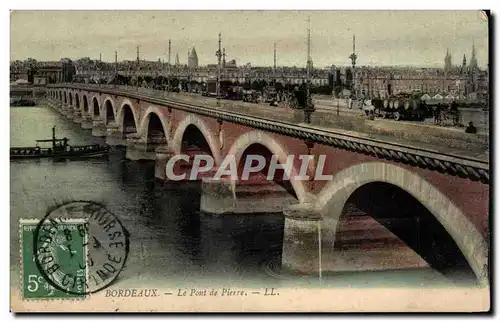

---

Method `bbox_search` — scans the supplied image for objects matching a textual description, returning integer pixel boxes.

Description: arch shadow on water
[181,124,212,156]
[105,100,115,125]
[92,97,100,118]
[336,181,478,285]
[146,113,165,145]
[121,104,136,134]
[238,143,298,200]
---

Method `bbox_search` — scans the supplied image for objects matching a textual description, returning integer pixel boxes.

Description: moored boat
[10,127,109,160]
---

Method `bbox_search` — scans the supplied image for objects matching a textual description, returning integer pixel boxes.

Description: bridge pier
[52,100,62,113]
[66,109,76,120]
[60,103,70,116]
[64,105,74,119]
[280,203,337,276]
[200,174,298,215]
[105,122,125,146]
[200,176,236,214]
[73,109,83,124]
[91,119,107,137]
[47,99,55,110]
[80,114,93,129]
[154,146,176,181]
[125,135,156,161]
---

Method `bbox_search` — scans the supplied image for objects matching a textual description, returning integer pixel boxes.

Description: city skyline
[10,10,489,68]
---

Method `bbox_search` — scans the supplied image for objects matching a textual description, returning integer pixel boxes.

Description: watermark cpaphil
[33,201,130,296]
[165,154,334,181]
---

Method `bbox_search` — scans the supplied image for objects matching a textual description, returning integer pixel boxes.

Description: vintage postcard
[9,10,490,312]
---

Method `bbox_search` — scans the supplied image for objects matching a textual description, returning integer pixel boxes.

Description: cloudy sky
[10,10,489,68]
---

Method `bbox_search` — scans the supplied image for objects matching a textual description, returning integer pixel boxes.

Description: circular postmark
[33,201,130,295]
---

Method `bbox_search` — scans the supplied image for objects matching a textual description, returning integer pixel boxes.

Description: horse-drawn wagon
[432,102,461,126]
[371,94,433,121]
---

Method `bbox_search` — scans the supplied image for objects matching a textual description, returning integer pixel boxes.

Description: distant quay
[10,98,37,107]
[10,85,47,107]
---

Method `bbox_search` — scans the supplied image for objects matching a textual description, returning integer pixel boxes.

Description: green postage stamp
[20,218,88,299]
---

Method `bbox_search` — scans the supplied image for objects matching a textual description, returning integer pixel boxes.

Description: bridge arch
[171,114,221,165]
[91,96,100,119]
[226,130,307,203]
[102,97,116,125]
[82,95,89,114]
[74,93,80,110]
[117,99,139,134]
[138,106,170,143]
[316,161,488,286]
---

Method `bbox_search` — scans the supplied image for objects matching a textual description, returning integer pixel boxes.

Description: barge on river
[10,127,109,160]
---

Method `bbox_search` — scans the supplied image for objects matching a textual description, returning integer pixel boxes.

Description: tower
[136,46,140,65]
[469,41,478,71]
[462,54,467,70]
[175,53,180,66]
[188,47,198,69]
[444,48,452,72]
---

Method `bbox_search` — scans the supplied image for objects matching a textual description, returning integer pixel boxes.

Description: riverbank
[10,98,48,107]
[10,99,36,107]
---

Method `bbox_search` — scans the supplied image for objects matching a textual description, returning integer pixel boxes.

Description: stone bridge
[47,84,490,286]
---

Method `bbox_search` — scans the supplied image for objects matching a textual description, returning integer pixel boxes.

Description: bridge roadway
[54,83,489,166]
[48,84,490,286]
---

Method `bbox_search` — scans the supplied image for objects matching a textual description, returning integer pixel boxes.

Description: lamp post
[114,51,118,89]
[168,39,171,95]
[136,45,140,92]
[215,32,222,107]
[303,17,315,124]
[349,34,358,99]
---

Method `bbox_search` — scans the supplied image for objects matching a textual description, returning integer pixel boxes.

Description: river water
[10,106,478,292]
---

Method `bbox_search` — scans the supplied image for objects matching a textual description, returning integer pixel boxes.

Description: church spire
[469,41,478,70]
[444,48,452,72]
